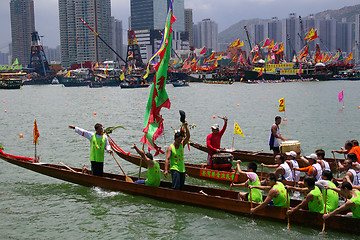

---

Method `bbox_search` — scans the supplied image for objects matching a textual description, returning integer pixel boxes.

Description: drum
[280,140,301,157]
[212,153,233,171]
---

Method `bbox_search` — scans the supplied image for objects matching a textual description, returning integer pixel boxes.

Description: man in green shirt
[132,144,161,187]
[164,121,190,190]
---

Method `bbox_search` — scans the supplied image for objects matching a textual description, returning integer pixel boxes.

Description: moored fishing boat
[0,72,25,89]
[120,74,150,89]
[189,141,344,172]
[172,80,189,87]
[0,148,359,234]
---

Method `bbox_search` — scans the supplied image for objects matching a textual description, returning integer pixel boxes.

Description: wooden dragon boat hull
[0,149,358,234]
[189,142,344,172]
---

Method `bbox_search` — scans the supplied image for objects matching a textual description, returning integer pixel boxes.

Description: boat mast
[244,25,253,57]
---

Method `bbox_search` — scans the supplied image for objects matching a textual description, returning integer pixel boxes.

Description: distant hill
[218,4,360,45]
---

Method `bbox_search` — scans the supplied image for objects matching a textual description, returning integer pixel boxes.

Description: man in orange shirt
[332,140,360,164]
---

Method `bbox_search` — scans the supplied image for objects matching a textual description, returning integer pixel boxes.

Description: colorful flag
[200,46,206,55]
[207,52,215,61]
[298,63,302,77]
[276,43,283,54]
[304,28,314,40]
[128,51,134,58]
[272,43,278,52]
[141,1,176,154]
[261,38,270,49]
[307,29,318,42]
[229,39,240,48]
[279,98,285,112]
[338,90,344,102]
[267,40,275,50]
[345,52,353,61]
[257,68,263,78]
[234,121,245,138]
[33,120,40,144]
[64,71,71,77]
[120,72,125,80]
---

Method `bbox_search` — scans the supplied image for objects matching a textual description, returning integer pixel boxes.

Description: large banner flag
[279,98,285,112]
[234,121,245,138]
[33,120,40,144]
[200,46,206,55]
[304,28,314,40]
[275,43,283,54]
[345,52,353,61]
[141,1,176,155]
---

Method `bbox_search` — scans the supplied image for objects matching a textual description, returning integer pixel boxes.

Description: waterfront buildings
[111,17,124,61]
[58,0,112,68]
[10,0,35,66]
[184,9,193,46]
[193,18,218,51]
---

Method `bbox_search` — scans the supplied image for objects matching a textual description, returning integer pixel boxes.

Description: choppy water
[0,82,359,239]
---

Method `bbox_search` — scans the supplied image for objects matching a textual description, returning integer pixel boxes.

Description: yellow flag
[304,28,314,40]
[234,121,245,138]
[279,98,285,112]
[238,40,244,47]
[345,52,353,61]
[173,58,178,65]
[216,55,222,61]
[64,71,71,77]
[120,72,125,80]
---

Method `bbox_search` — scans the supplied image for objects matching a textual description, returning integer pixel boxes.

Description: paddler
[69,124,113,177]
[262,154,293,181]
[269,116,286,156]
[323,181,360,219]
[315,149,331,171]
[164,121,190,190]
[205,116,228,169]
[297,153,323,181]
[332,140,360,163]
[131,144,161,187]
[315,170,339,213]
[230,160,263,203]
[249,173,288,214]
[287,175,324,215]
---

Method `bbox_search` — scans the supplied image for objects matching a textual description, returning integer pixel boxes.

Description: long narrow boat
[110,142,296,186]
[0,149,358,234]
[189,142,343,172]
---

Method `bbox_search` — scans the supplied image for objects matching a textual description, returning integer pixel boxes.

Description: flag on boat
[141,1,176,155]
[64,71,71,77]
[345,52,353,61]
[261,38,270,49]
[338,90,344,102]
[33,120,40,144]
[272,43,278,52]
[298,63,302,77]
[234,121,245,138]
[120,72,125,80]
[279,98,285,112]
[229,39,241,48]
[307,29,318,42]
[257,68,263,78]
[207,52,215,61]
[200,46,206,55]
[276,43,283,54]
[304,28,314,40]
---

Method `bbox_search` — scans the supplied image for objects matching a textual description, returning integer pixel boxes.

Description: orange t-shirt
[348,146,360,163]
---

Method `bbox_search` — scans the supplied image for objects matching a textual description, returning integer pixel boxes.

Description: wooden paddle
[332,152,340,178]
[111,152,134,183]
[229,166,238,190]
[247,150,264,155]
[261,165,263,182]
[287,191,290,229]
[58,161,76,173]
[293,168,296,187]
[138,143,145,180]
[249,185,254,221]
[322,189,328,233]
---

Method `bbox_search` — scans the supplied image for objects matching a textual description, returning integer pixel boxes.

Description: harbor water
[0,81,359,239]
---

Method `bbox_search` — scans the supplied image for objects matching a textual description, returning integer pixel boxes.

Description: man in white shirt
[69,123,113,176]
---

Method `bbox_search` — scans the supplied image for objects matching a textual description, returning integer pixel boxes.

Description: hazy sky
[0,0,358,51]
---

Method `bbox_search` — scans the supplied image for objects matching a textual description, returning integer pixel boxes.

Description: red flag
[33,120,40,144]
[200,46,206,55]
[257,68,263,78]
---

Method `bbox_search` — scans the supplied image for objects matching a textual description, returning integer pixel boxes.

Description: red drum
[212,153,233,171]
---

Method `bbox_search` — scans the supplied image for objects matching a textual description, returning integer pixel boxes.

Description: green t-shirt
[272,182,287,208]
[169,143,185,173]
[145,161,161,187]
[350,190,360,218]
[308,186,324,213]
[248,174,263,203]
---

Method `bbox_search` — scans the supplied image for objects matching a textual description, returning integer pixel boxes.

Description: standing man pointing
[69,123,113,176]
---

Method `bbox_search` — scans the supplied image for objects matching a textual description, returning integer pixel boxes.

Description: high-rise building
[58,0,112,68]
[282,13,300,60]
[194,18,218,51]
[130,0,187,62]
[336,19,353,55]
[184,9,193,46]
[111,17,124,61]
[267,17,282,45]
[10,0,35,66]
[316,15,337,53]
[355,14,360,64]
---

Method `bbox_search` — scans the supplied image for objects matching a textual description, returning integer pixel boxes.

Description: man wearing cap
[285,151,300,182]
[205,116,228,169]
[297,153,323,181]
[269,116,286,156]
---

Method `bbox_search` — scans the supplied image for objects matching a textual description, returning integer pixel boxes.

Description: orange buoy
[94,112,97,115]
[104,96,106,98]
[305,92,307,95]
[237,104,240,106]
[65,102,68,104]
[19,134,23,138]
[4,110,7,113]
[260,97,263,99]
[342,106,345,109]
[358,106,360,109]
[284,118,288,121]
[173,97,176,99]
[2,101,5,103]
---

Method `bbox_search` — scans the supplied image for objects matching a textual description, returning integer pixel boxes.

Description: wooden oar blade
[126,176,134,183]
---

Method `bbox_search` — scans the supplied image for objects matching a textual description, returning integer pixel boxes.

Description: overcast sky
[0,0,358,51]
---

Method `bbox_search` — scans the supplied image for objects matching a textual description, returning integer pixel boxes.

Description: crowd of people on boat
[68,116,360,221]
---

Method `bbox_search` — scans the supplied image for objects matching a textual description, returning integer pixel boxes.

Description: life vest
[170,143,185,173]
[145,161,161,187]
[308,186,324,213]
[350,191,360,218]
[272,182,287,208]
[90,134,106,162]
[322,181,339,213]
[248,174,263,203]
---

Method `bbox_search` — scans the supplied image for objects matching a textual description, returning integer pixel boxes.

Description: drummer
[269,116,287,156]
[205,116,228,169]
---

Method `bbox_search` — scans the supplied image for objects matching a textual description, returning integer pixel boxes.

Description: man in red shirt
[205,116,228,168]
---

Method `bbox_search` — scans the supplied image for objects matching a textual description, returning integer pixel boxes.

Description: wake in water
[92,186,122,198]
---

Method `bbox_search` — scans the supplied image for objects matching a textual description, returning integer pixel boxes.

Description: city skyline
[0,0,359,51]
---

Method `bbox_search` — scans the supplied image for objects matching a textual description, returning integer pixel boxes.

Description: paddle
[322,189,328,233]
[261,165,263,182]
[58,161,77,173]
[111,152,134,183]
[293,168,296,187]
[229,165,238,190]
[249,185,254,221]
[138,143,145,180]
[332,152,340,178]
[287,191,290,230]
[247,150,264,155]
[217,115,225,120]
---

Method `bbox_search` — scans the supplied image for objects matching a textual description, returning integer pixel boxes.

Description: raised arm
[182,121,190,145]
[132,144,153,168]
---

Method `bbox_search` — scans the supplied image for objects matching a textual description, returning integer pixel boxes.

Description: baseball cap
[286,151,297,158]
[306,153,318,160]
[211,124,220,130]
